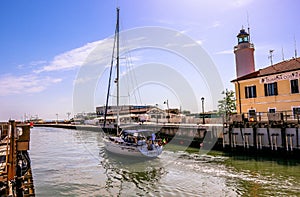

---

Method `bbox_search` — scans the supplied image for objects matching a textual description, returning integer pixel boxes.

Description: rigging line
[125,54,139,104]
[109,94,129,98]
[118,23,136,104]
[103,9,118,127]
[123,55,131,104]
[119,17,143,105]
[124,44,142,105]
[131,60,143,105]
[120,26,143,105]
[116,15,133,106]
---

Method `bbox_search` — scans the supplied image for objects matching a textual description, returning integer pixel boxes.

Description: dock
[0,120,35,197]
[222,112,300,157]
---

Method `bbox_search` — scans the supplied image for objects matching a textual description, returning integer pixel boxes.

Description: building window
[291,79,299,94]
[245,85,256,98]
[248,109,256,121]
[293,107,300,119]
[264,82,278,96]
[268,108,276,113]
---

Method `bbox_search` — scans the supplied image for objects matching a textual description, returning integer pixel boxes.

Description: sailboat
[103,8,163,158]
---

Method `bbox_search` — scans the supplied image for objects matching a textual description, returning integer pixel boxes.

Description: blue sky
[0,0,299,121]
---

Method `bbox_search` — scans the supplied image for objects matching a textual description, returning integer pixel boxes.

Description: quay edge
[34,118,300,160]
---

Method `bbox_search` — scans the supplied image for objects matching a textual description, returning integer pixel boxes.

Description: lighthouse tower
[234,28,255,78]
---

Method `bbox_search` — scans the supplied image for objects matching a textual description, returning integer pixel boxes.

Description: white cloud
[231,0,254,8]
[215,49,233,55]
[196,40,204,45]
[0,74,62,96]
[34,41,104,73]
[30,60,47,66]
[73,76,97,85]
[210,21,221,28]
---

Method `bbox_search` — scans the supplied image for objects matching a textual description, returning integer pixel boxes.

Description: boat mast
[103,8,119,129]
[116,7,120,135]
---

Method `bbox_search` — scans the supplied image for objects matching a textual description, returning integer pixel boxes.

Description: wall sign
[260,71,299,83]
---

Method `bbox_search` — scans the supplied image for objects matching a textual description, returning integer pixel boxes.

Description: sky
[0,0,299,121]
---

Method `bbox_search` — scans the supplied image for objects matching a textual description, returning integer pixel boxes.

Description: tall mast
[103,8,119,128]
[116,7,120,134]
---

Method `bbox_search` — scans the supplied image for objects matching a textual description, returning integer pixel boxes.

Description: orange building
[231,28,300,118]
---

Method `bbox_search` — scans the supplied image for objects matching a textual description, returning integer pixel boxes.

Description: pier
[0,121,35,197]
[222,112,300,156]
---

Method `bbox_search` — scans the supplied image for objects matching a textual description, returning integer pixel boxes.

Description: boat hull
[104,138,162,158]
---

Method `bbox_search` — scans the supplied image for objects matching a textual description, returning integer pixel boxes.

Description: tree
[218,89,236,121]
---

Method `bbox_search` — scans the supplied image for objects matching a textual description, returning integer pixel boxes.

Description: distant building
[95,105,185,124]
[96,105,153,116]
[232,28,300,117]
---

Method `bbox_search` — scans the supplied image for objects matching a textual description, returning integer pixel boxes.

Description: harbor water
[30,127,300,196]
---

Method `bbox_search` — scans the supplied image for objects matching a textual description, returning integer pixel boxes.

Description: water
[30,127,300,196]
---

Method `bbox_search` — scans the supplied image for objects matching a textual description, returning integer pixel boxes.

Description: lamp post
[56,113,58,124]
[164,100,170,123]
[67,112,71,120]
[155,104,159,124]
[201,97,205,124]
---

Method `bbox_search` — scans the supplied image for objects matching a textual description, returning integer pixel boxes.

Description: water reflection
[224,155,300,196]
[100,149,166,196]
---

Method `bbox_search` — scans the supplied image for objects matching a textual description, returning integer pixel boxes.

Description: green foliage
[218,89,236,120]
[182,110,191,115]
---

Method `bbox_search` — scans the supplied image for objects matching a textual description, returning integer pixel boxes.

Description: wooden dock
[0,121,35,197]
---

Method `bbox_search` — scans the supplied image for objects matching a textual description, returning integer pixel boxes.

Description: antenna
[294,35,298,58]
[268,50,274,65]
[247,11,251,42]
[281,47,285,61]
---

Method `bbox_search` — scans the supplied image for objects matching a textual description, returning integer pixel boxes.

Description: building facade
[232,29,300,118]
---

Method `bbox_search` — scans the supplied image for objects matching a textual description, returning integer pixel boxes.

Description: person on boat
[148,141,153,150]
[151,133,156,143]
[133,136,137,144]
[137,136,145,146]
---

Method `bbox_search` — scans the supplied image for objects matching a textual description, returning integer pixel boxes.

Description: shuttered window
[291,79,299,94]
[245,86,257,98]
[264,82,278,96]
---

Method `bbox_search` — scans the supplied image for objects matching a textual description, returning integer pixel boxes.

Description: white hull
[104,137,162,158]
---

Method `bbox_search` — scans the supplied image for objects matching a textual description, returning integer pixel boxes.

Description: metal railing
[228,110,300,124]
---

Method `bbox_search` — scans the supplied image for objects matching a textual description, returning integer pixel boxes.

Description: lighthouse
[234,28,255,78]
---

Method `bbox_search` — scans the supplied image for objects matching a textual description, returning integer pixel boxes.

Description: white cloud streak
[34,41,103,73]
[0,74,62,96]
[215,49,233,55]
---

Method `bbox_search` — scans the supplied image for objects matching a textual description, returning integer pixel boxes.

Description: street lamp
[67,112,71,120]
[201,97,205,124]
[155,104,159,124]
[164,100,170,123]
[56,113,58,124]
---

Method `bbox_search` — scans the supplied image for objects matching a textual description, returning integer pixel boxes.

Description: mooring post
[270,134,273,150]
[281,126,286,151]
[290,134,294,151]
[267,126,271,149]
[296,126,299,149]
[8,120,16,181]
[253,125,257,150]
[285,134,289,151]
